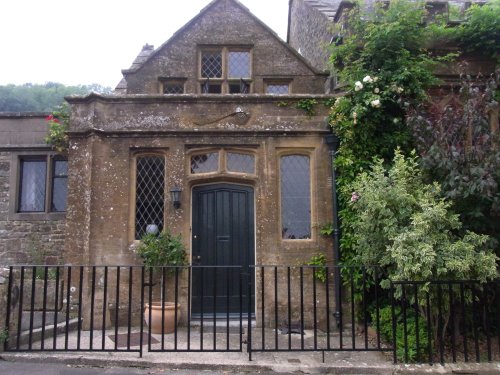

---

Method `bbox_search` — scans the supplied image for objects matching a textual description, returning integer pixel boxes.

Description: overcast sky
[0,0,289,88]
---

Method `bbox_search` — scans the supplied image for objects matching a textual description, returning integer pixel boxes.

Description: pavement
[1,326,499,374]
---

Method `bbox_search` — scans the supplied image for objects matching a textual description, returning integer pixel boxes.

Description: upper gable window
[200,47,252,94]
[265,79,291,95]
[160,78,186,94]
[228,52,250,78]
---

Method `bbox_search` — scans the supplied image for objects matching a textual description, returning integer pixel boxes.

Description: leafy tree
[455,0,500,61]
[348,150,498,343]
[0,82,112,112]
[408,74,500,256]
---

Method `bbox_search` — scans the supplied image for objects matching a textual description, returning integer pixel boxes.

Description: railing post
[247,268,252,361]
[390,281,397,364]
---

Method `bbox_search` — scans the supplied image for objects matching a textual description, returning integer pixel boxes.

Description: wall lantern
[170,187,182,209]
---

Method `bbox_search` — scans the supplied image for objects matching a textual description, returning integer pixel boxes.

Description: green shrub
[375,305,429,362]
[137,230,187,270]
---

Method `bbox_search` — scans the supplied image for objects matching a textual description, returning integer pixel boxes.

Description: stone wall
[288,0,334,72]
[0,152,66,265]
[0,113,67,266]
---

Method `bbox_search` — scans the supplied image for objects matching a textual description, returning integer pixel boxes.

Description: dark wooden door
[192,184,255,317]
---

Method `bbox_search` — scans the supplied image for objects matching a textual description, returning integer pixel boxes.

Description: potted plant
[137,229,187,334]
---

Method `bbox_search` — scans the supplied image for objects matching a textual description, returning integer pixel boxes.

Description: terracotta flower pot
[144,302,180,334]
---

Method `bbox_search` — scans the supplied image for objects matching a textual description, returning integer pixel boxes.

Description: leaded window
[200,48,252,94]
[18,156,68,214]
[201,51,223,78]
[163,83,184,94]
[51,160,68,212]
[228,52,250,78]
[19,159,47,212]
[227,153,255,174]
[191,153,219,174]
[280,155,311,240]
[266,84,289,94]
[135,156,165,239]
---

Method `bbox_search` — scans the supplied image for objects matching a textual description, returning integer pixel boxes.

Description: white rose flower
[373,77,379,82]
[396,87,404,94]
[374,88,380,93]
[370,99,381,108]
[362,75,373,83]
[354,81,363,91]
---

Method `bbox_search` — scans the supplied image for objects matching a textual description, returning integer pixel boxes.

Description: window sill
[9,212,66,221]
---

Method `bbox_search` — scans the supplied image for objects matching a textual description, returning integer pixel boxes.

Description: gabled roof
[121,0,323,77]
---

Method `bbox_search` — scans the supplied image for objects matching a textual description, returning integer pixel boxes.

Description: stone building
[62,0,334,324]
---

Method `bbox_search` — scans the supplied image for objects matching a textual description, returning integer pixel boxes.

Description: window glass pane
[52,178,67,212]
[191,153,219,173]
[54,160,68,176]
[280,155,311,239]
[201,83,222,94]
[136,156,165,239]
[267,84,289,94]
[228,52,250,78]
[19,160,47,212]
[227,153,255,174]
[52,160,68,212]
[229,80,250,94]
[201,51,222,78]
[163,83,184,94]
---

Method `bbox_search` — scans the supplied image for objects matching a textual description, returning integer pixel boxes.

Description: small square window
[201,82,222,94]
[163,83,184,94]
[266,84,289,95]
[229,79,250,94]
[191,153,219,174]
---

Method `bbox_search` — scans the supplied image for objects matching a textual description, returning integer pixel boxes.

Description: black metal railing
[390,279,500,364]
[247,265,392,361]
[2,264,498,364]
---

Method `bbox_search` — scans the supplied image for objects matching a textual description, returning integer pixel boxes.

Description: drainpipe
[325,133,341,329]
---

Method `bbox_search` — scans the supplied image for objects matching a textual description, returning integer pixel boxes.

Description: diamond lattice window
[280,155,311,239]
[19,159,47,212]
[227,153,255,174]
[228,52,250,78]
[135,156,165,239]
[201,52,222,78]
[191,153,219,174]
[163,83,184,94]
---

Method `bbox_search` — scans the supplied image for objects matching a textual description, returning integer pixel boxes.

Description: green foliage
[0,82,112,112]
[319,223,334,236]
[330,0,441,97]
[137,230,187,270]
[45,103,70,153]
[409,74,500,257]
[376,305,429,362]
[348,150,498,286]
[327,0,451,270]
[306,253,327,282]
[455,1,500,61]
[0,329,8,346]
[296,99,318,116]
